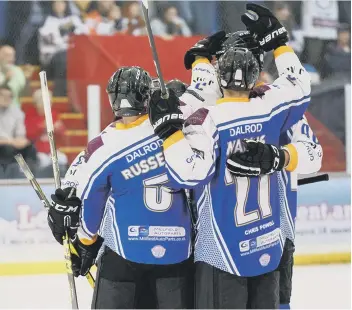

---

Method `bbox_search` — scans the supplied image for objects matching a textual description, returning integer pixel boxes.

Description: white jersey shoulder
[63,117,156,197]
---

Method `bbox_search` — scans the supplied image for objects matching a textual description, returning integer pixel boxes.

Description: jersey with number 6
[64,116,193,265]
[61,60,221,265]
[162,46,311,276]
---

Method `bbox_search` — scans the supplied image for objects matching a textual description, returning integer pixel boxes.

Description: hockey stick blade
[140,0,168,99]
[298,174,329,186]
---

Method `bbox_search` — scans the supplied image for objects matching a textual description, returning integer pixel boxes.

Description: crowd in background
[0,0,350,179]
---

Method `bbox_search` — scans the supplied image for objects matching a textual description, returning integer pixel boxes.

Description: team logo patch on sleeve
[83,135,104,162]
[185,108,209,127]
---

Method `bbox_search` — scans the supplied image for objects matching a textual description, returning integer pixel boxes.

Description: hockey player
[46,31,225,309]
[148,3,311,308]
[228,92,323,309]
[47,66,195,309]
[219,30,323,308]
[277,118,322,309]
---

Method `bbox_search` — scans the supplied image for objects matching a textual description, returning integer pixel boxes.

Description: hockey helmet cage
[166,79,189,97]
[217,47,260,91]
[106,66,152,117]
[217,30,264,71]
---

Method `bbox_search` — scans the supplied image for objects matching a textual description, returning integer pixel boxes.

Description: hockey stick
[14,154,50,207]
[39,71,79,309]
[141,0,168,99]
[14,154,95,289]
[298,173,329,186]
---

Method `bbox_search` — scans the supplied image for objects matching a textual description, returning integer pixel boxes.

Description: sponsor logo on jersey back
[128,226,139,236]
[139,226,149,237]
[239,240,250,252]
[239,228,280,254]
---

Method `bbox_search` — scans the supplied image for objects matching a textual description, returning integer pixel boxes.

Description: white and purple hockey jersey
[162,46,312,277]
[278,116,323,242]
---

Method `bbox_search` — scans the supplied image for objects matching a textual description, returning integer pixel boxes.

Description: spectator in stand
[121,1,145,36]
[25,89,67,177]
[273,2,303,54]
[0,85,36,178]
[85,1,123,35]
[86,2,124,35]
[39,1,88,96]
[151,5,192,39]
[69,0,93,19]
[323,24,351,79]
[301,0,339,72]
[14,1,47,65]
[39,0,89,66]
[0,45,26,106]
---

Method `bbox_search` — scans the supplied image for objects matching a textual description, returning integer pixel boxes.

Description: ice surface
[0,264,350,309]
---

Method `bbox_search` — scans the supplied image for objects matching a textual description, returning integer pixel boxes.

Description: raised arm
[148,89,218,189]
[180,31,225,114]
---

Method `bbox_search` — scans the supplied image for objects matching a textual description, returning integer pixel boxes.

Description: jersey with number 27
[163,46,311,276]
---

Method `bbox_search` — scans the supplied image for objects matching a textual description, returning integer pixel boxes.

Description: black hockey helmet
[216,30,264,71]
[217,47,260,91]
[166,79,189,97]
[106,66,152,117]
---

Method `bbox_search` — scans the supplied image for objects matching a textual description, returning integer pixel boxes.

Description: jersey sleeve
[280,116,323,174]
[180,57,222,119]
[63,135,111,243]
[263,46,311,133]
[163,108,218,189]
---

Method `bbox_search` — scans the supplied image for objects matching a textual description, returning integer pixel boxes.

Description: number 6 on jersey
[143,174,173,212]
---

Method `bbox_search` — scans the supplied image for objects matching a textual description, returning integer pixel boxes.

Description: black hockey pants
[195,261,280,309]
[92,247,194,309]
[277,238,295,305]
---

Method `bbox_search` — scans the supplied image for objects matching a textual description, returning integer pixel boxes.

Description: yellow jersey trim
[216,97,250,104]
[163,130,185,150]
[116,115,148,130]
[192,57,210,69]
[79,235,98,246]
[284,144,298,172]
[274,45,294,58]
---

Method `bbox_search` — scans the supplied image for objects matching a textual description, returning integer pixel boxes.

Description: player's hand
[70,235,103,277]
[47,187,81,245]
[226,139,286,177]
[241,3,288,52]
[148,89,184,140]
[184,31,226,70]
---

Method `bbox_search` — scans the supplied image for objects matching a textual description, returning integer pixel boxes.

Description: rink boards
[0,177,350,276]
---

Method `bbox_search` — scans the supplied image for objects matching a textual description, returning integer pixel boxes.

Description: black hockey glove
[184,31,226,70]
[226,139,286,177]
[47,187,81,245]
[70,235,104,277]
[148,89,184,140]
[241,3,288,52]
